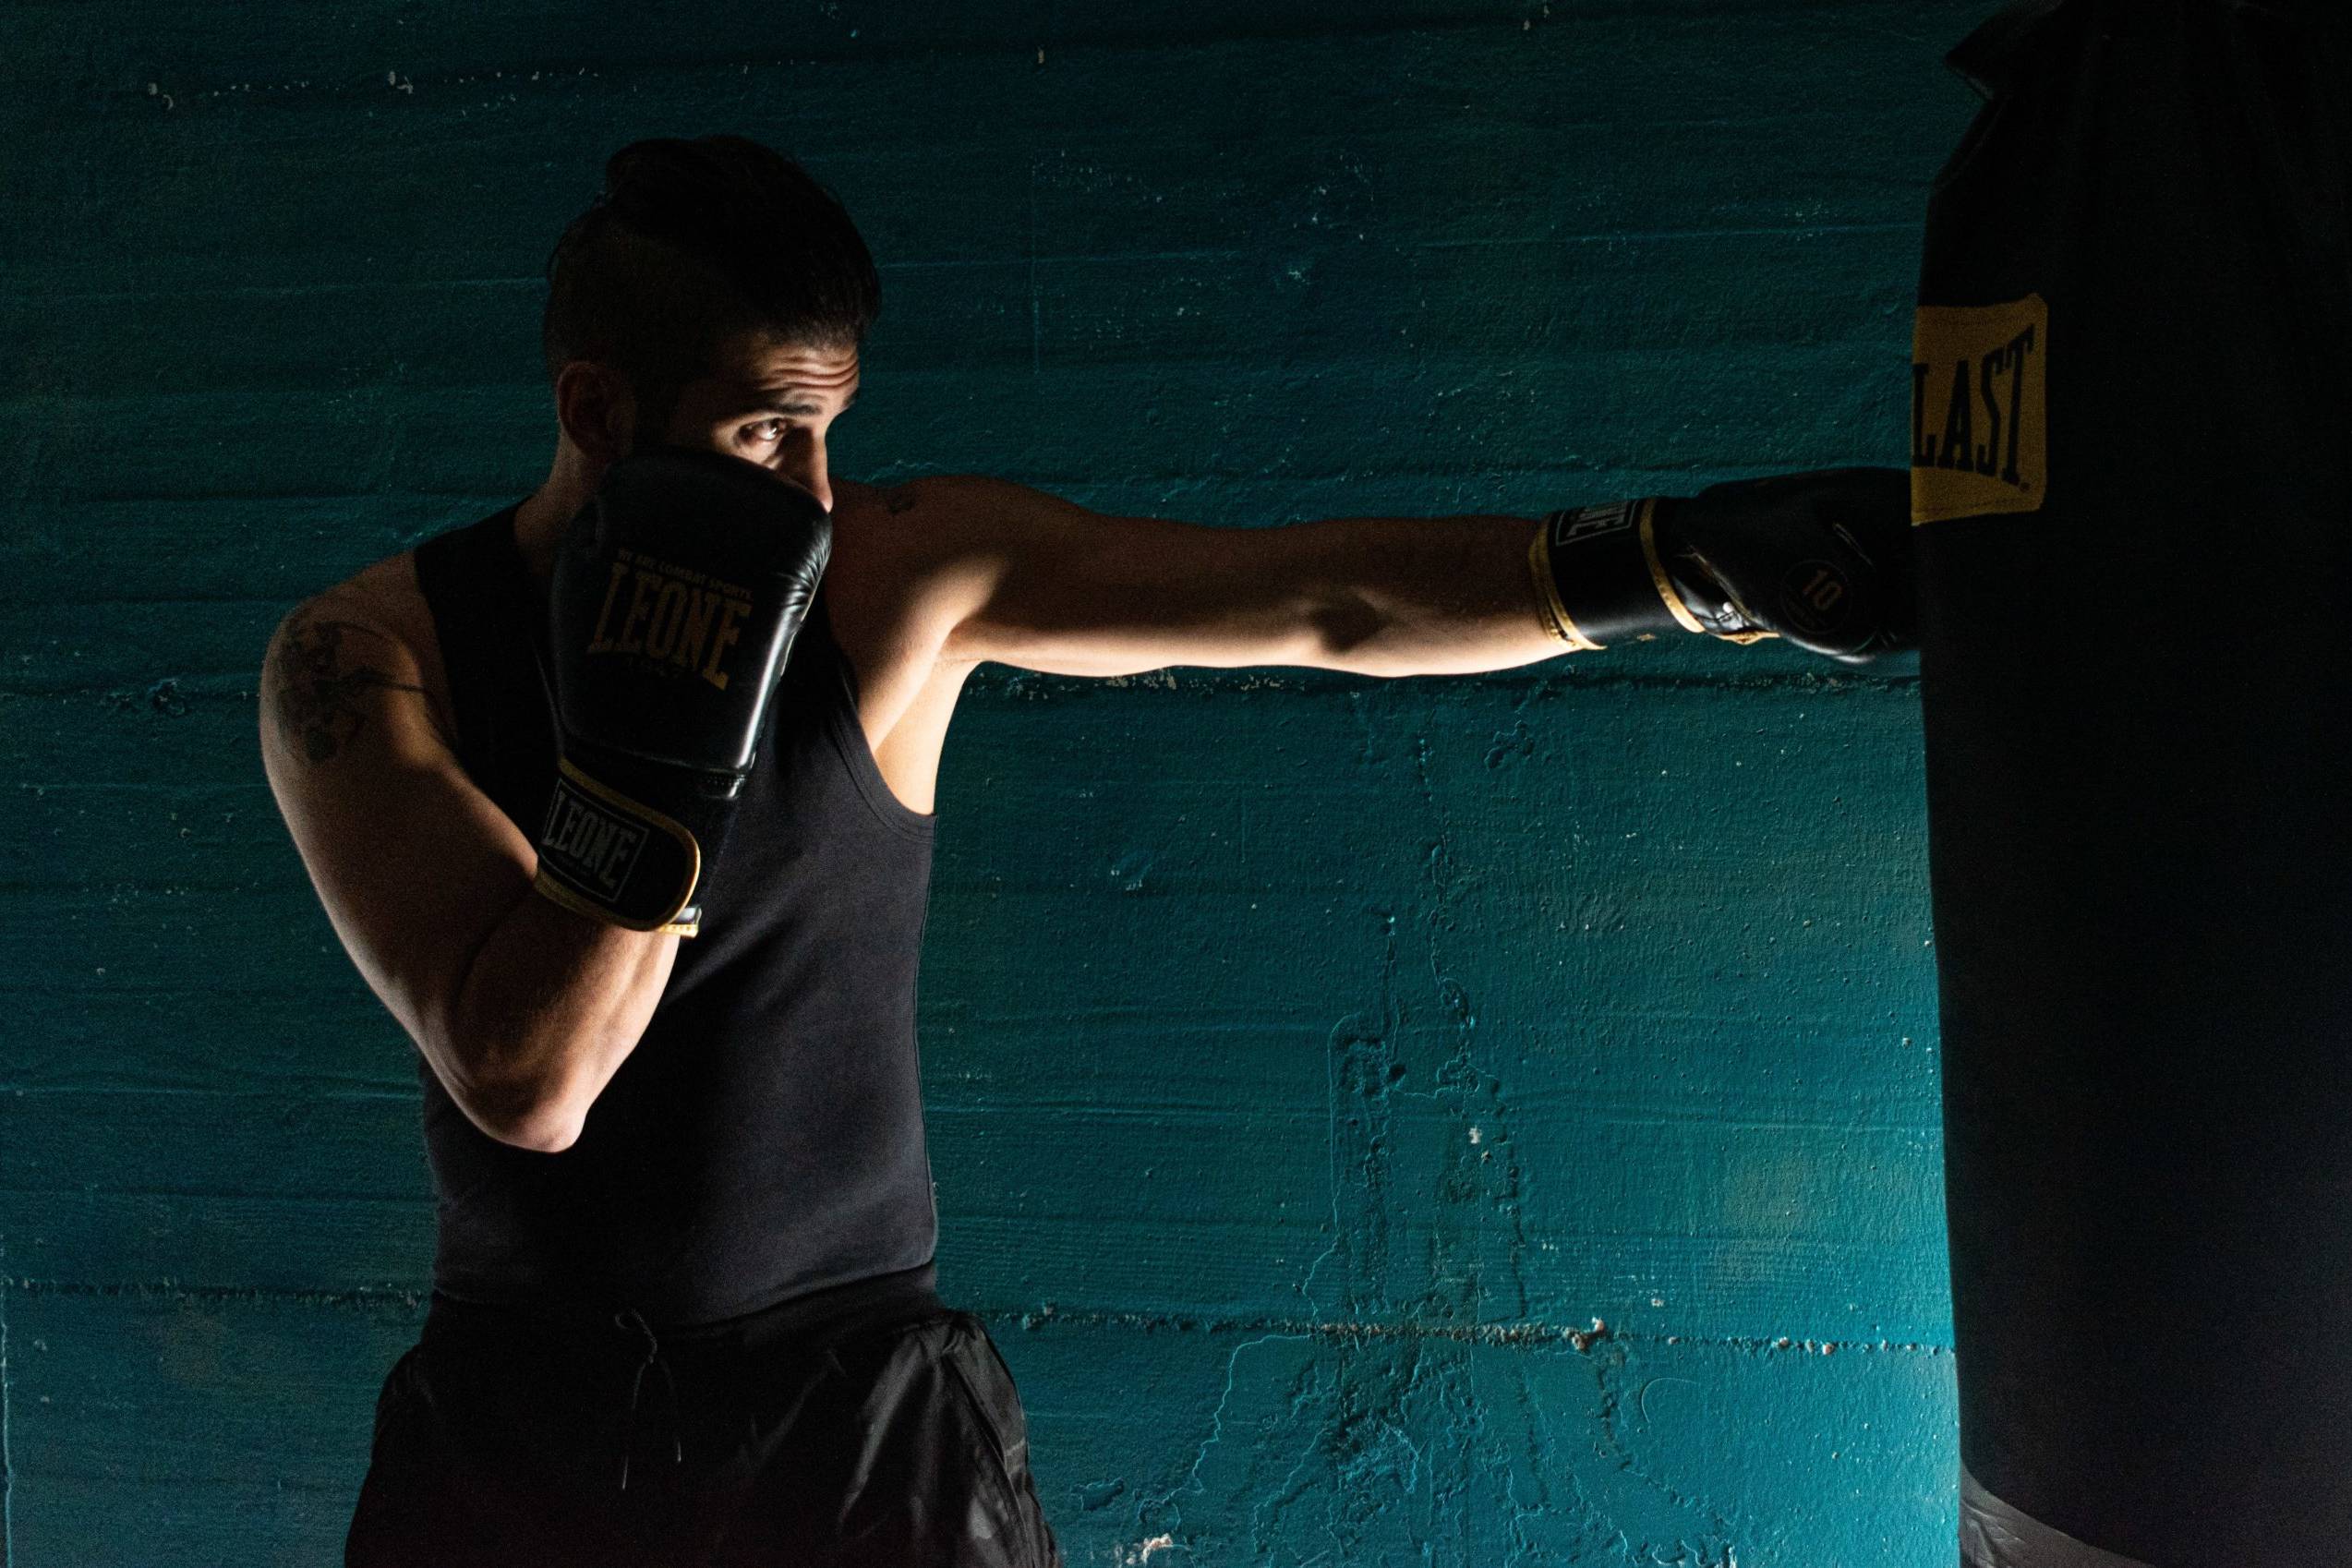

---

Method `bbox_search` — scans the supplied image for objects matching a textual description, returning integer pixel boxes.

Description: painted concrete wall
[2,3,1984,1562]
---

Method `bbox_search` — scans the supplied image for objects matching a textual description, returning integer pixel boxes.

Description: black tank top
[411,503,939,1327]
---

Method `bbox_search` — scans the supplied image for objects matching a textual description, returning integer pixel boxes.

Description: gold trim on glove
[1527,525,1605,653]
[1635,500,1710,636]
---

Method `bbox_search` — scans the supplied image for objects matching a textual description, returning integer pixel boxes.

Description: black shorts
[344,1270,1059,1568]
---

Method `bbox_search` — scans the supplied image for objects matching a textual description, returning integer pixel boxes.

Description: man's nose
[783,434,831,513]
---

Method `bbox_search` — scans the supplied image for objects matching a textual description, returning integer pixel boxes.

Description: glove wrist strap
[1537,497,1705,649]
[533,750,741,937]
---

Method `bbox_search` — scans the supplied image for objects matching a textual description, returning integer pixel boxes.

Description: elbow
[494,1101,586,1154]
[435,933,592,1152]
[1306,590,1430,677]
[466,1073,586,1153]
[427,1005,589,1153]
[1306,591,1386,661]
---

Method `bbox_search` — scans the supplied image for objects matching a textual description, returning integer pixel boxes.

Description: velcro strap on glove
[1534,497,1708,649]
[532,757,706,936]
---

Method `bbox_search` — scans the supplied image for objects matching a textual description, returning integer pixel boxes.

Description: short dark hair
[541,136,881,429]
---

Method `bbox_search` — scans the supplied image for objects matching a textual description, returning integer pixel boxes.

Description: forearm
[440,884,679,1151]
[1260,469,1917,673]
[1280,513,1564,678]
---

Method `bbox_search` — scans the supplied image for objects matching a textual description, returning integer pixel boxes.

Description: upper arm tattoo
[266,609,433,766]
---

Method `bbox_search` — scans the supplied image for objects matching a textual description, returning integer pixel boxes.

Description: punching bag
[1914,1,2352,1562]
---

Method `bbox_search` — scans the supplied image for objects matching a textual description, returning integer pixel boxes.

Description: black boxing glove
[532,448,831,935]
[1529,467,1913,664]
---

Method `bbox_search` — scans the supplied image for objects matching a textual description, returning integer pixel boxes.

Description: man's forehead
[722,337,861,396]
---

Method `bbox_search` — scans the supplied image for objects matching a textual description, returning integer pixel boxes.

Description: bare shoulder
[826,473,1016,565]
[824,474,1074,606]
[822,476,993,651]
[838,472,1067,537]
[818,476,1030,754]
[262,549,455,768]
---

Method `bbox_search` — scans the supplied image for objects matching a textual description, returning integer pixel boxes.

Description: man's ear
[552,362,637,466]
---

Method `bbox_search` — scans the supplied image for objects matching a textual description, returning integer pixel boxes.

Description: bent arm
[873,476,1566,679]
[259,591,671,1151]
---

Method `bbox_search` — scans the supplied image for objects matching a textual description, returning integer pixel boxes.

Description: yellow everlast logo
[584,549,754,691]
[1911,295,2048,524]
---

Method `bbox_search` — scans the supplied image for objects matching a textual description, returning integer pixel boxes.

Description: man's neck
[512,445,602,586]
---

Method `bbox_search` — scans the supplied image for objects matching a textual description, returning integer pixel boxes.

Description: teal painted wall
[2,4,1982,1562]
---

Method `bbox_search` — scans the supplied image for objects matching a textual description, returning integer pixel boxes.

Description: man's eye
[743,418,788,444]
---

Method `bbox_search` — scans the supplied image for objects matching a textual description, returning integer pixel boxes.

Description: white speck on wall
[1467,1126,1482,1144]
[1124,1536,1176,1564]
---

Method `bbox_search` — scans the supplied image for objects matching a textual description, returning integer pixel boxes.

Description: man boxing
[259,135,1910,1567]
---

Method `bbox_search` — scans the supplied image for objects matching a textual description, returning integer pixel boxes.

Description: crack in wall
[1139,1329,1309,1534]
[1580,1336,1742,1566]
[1408,727,1540,1328]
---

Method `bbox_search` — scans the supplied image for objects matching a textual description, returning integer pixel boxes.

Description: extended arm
[855,467,1910,681]
[870,476,1563,680]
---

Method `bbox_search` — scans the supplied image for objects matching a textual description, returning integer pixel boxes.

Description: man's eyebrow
[736,383,859,415]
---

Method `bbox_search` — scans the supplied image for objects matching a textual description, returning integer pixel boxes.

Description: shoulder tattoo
[266,609,430,766]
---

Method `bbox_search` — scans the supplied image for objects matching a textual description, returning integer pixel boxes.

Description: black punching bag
[1915,1,2352,1562]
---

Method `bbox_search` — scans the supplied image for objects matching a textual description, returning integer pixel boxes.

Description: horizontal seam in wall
[0,1278,1951,1354]
[23,1,1935,108]
[0,223,1924,308]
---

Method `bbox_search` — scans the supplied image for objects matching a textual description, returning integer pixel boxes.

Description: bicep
[259,602,534,1086]
[925,480,1336,677]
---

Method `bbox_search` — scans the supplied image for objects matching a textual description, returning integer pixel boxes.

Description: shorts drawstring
[614,1307,683,1491]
